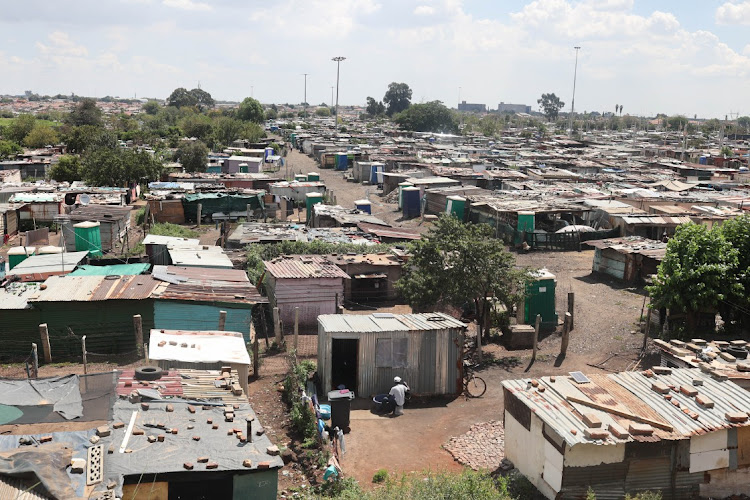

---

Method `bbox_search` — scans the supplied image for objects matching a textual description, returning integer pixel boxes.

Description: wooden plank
[566,396,674,432]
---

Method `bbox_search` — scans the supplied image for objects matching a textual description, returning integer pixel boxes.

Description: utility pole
[569,46,581,136]
[302,73,308,118]
[332,56,346,127]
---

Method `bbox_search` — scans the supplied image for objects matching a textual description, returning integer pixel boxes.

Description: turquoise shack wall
[154,301,253,341]
[233,469,278,499]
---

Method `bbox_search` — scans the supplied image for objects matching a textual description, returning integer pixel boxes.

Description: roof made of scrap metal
[318,312,466,333]
[30,274,165,302]
[501,368,750,448]
[264,255,351,279]
[152,265,265,304]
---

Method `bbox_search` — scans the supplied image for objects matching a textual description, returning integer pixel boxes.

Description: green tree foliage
[738,116,750,131]
[647,223,740,336]
[666,115,688,130]
[383,82,413,116]
[179,113,213,141]
[64,125,117,154]
[48,155,82,183]
[23,124,59,148]
[366,97,385,117]
[397,215,526,341]
[394,101,459,134]
[189,88,215,111]
[175,140,209,173]
[212,117,244,148]
[81,147,163,186]
[265,107,278,120]
[237,97,265,123]
[314,107,331,117]
[66,98,103,127]
[142,100,161,115]
[166,87,214,110]
[0,140,22,159]
[537,93,565,121]
[5,114,36,143]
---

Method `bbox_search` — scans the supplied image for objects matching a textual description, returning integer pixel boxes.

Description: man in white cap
[388,376,408,416]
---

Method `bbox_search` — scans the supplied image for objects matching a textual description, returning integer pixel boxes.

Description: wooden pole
[219,310,227,331]
[273,307,281,344]
[294,307,299,351]
[133,315,143,358]
[560,312,571,357]
[642,307,652,352]
[532,314,541,361]
[247,203,252,221]
[39,323,51,363]
[31,343,38,378]
[567,396,673,432]
[82,336,87,375]
[567,292,575,331]
[197,203,202,228]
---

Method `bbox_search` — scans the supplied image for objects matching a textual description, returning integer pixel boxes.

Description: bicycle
[463,361,487,398]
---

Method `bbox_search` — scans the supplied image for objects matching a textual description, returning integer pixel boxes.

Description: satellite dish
[80,194,91,205]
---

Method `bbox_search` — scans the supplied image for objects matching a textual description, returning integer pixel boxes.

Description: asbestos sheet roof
[318,312,467,333]
[6,251,89,281]
[167,247,234,269]
[30,275,165,302]
[0,282,41,309]
[149,330,251,366]
[502,368,750,448]
[264,255,351,279]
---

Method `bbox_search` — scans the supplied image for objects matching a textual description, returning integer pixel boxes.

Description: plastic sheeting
[0,375,82,420]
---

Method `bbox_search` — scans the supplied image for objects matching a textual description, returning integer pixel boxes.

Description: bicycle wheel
[465,376,487,398]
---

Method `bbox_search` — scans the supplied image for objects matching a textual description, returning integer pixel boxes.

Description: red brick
[157,435,165,442]
[206,462,218,469]
[192,436,201,441]
[40,436,53,443]
[141,402,150,411]
[696,395,714,408]
[680,386,698,397]
[257,462,270,469]
[187,405,196,414]
[183,462,194,470]
[582,413,601,428]
[197,457,209,463]
[112,422,125,429]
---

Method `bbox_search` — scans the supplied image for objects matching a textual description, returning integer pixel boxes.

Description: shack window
[375,338,408,368]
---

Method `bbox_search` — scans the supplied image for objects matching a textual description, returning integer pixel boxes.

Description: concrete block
[147,435,157,443]
[651,382,670,394]
[629,423,654,436]
[89,435,100,444]
[696,395,714,408]
[70,458,86,473]
[726,412,748,423]
[653,366,672,375]
[680,385,698,397]
[608,423,629,439]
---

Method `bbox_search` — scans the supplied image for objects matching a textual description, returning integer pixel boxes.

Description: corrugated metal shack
[654,338,750,391]
[264,255,349,331]
[142,234,201,266]
[317,313,466,398]
[57,205,132,253]
[0,203,23,242]
[326,253,404,302]
[151,265,266,342]
[181,192,265,222]
[585,237,666,283]
[9,193,62,225]
[502,368,750,499]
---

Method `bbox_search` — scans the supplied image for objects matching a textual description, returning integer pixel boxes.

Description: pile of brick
[443,420,505,471]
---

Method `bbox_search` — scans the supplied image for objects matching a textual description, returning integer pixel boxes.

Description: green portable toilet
[306,192,324,223]
[74,221,102,257]
[446,195,466,219]
[398,182,414,209]
[516,211,535,245]
[307,172,320,181]
[290,133,297,148]
[295,174,308,182]
[239,163,249,173]
[524,269,558,330]
[7,246,35,270]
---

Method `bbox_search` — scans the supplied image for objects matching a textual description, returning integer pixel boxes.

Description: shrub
[372,469,388,483]
[149,222,199,238]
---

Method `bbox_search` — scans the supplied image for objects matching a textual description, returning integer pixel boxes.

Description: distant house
[502,368,750,499]
[498,102,531,113]
[458,101,486,113]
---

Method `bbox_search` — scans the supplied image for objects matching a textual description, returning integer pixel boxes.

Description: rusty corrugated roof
[30,275,165,302]
[152,265,265,305]
[264,255,350,279]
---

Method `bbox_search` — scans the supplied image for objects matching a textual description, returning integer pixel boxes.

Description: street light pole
[569,46,581,136]
[330,86,334,108]
[332,56,346,128]
[302,73,308,118]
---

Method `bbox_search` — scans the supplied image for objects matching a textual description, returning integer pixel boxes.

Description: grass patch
[149,222,199,239]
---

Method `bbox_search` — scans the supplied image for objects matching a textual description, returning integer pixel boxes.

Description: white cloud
[414,5,435,16]
[36,32,89,57]
[162,0,211,11]
[716,1,750,25]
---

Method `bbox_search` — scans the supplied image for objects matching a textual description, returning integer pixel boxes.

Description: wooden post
[273,307,282,344]
[197,203,202,228]
[144,343,149,364]
[335,293,340,313]
[219,310,227,331]
[39,323,51,363]
[247,203,252,221]
[642,308,652,352]
[31,343,38,378]
[82,336,88,375]
[280,198,288,222]
[133,315,143,358]
[532,314,541,361]
[560,312,572,357]
[294,307,299,351]
[567,292,575,331]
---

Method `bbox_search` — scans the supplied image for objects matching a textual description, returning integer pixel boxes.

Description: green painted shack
[182,192,265,222]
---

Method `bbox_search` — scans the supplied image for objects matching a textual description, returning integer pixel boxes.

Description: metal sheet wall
[153,301,253,342]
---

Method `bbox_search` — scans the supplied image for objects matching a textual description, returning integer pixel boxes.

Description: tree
[48,155,82,182]
[5,114,36,143]
[719,214,750,327]
[237,97,265,123]
[179,113,213,141]
[0,140,22,160]
[366,97,385,117]
[647,223,740,337]
[666,115,688,131]
[738,116,750,132]
[23,124,58,148]
[383,82,413,116]
[67,98,103,127]
[189,88,214,111]
[64,125,117,154]
[537,93,565,121]
[166,87,197,108]
[212,117,244,148]
[314,107,331,117]
[81,147,163,186]
[142,100,161,115]
[394,101,458,134]
[265,108,278,120]
[175,140,209,173]
[397,215,527,347]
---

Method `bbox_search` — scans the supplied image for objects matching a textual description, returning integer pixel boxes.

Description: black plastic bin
[328,390,355,432]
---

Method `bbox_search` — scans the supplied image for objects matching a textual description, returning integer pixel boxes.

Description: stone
[141,402,150,411]
[266,445,280,456]
[696,395,714,408]
[642,369,654,378]
[125,449,133,454]
[157,341,166,347]
[202,405,212,411]
[629,423,654,436]
[197,457,209,463]
[70,458,86,473]
[166,404,174,412]
[726,412,748,423]
[255,427,265,436]
[156,422,165,429]
[192,436,201,441]
[243,459,253,468]
[157,435,165,442]
[227,430,234,436]
[281,449,295,464]
[112,422,125,429]
[187,425,194,430]
[89,435,100,444]
[651,382,670,394]
[108,443,115,454]
[107,480,116,490]
[680,386,698,397]
[582,413,602,428]
[608,423,629,439]
[206,462,218,469]
[183,462,194,470]
[147,435,157,443]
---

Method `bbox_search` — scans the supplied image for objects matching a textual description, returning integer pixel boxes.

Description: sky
[1,0,750,118]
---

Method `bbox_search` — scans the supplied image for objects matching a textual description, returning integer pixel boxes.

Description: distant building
[458,101,486,112]
[498,102,531,114]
